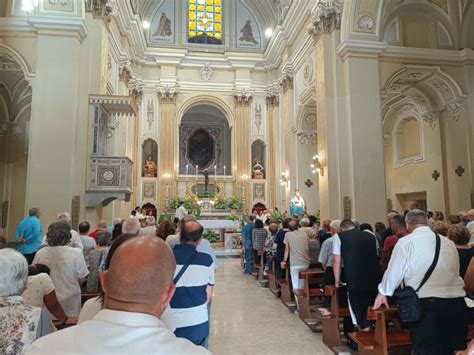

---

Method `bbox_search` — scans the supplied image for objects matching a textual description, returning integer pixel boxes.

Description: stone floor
[208,259,333,355]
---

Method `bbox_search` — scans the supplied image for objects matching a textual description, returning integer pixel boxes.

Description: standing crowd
[241,206,474,355]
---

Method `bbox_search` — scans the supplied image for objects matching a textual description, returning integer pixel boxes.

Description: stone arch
[177,94,235,129]
[0,44,35,81]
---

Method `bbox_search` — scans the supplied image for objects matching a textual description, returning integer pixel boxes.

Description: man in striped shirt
[170,220,215,348]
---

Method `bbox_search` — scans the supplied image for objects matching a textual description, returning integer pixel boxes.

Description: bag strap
[416,232,441,292]
[173,251,199,285]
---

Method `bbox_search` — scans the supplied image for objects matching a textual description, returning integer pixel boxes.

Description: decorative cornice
[89,94,138,116]
[307,0,343,40]
[27,16,88,42]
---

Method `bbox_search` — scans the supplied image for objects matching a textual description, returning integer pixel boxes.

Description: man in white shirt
[26,235,209,355]
[466,209,474,244]
[373,210,468,355]
[175,202,188,221]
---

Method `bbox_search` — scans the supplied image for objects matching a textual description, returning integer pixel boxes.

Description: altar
[197,219,240,242]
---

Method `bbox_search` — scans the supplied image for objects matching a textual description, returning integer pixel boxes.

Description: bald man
[170,220,215,348]
[26,236,209,354]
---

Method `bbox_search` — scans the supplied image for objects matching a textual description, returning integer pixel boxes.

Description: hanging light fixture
[311,155,324,176]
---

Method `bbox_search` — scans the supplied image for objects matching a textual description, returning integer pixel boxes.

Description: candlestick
[195,165,198,180]
[223,165,226,177]
[214,165,217,176]
[186,164,189,176]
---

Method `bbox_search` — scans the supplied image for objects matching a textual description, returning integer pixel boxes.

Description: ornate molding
[278,70,293,91]
[200,64,212,81]
[421,111,439,129]
[446,101,462,121]
[128,76,144,103]
[297,131,317,145]
[118,60,132,82]
[233,88,252,104]
[89,95,138,116]
[157,84,179,103]
[307,0,343,39]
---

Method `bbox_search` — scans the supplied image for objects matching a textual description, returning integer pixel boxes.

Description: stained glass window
[188,0,223,45]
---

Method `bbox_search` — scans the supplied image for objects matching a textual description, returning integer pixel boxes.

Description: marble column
[158,92,178,210]
[266,95,279,209]
[234,97,252,209]
[281,76,294,206]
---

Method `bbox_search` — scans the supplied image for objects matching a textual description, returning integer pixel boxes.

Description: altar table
[197,219,240,241]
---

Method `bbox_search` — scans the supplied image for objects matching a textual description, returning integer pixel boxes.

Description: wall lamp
[311,155,324,176]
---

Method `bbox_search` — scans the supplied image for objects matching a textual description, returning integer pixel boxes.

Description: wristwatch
[61,316,68,325]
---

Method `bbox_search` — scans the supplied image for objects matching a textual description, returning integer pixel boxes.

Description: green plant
[158,213,171,224]
[269,210,284,224]
[183,198,201,219]
[203,230,218,243]
[198,191,213,199]
[227,196,243,210]
[168,198,181,209]
[228,215,239,221]
[214,197,227,209]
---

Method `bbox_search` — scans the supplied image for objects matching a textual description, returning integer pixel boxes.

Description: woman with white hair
[0,249,52,353]
[33,220,89,317]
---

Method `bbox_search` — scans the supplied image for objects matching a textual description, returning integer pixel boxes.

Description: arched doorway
[178,104,232,177]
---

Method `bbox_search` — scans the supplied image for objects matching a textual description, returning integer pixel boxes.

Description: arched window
[188,0,223,45]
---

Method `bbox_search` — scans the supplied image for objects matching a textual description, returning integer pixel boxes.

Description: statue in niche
[143,156,157,178]
[142,139,158,177]
[252,160,265,179]
[239,20,259,44]
[153,12,172,37]
[290,190,306,217]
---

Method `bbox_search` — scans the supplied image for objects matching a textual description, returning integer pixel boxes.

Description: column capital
[233,88,253,105]
[157,84,179,104]
[307,0,343,41]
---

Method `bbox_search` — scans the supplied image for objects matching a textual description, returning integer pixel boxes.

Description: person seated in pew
[281,219,310,313]
[273,218,290,279]
[374,210,468,355]
[0,249,52,353]
[27,235,209,354]
[23,264,74,325]
[33,220,89,318]
[333,219,382,332]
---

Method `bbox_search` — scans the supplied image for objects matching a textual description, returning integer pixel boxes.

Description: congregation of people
[242,204,474,355]
[0,206,216,354]
[1,201,474,354]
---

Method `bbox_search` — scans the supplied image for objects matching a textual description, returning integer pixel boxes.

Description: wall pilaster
[234,97,252,210]
[266,95,279,209]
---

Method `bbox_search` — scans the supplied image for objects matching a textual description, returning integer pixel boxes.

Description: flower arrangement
[227,196,243,210]
[214,197,228,209]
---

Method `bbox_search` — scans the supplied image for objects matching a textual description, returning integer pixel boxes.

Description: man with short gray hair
[122,217,141,235]
[55,212,83,249]
[15,208,43,264]
[374,210,467,354]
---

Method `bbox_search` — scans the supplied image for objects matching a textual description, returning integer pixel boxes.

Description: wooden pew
[293,268,325,330]
[268,256,280,297]
[278,264,296,312]
[321,285,351,349]
[348,307,411,355]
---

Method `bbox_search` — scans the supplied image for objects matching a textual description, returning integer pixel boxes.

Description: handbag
[395,232,441,324]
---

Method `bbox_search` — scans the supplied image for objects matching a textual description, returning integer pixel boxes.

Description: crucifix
[455,165,465,177]
[431,170,440,181]
[305,179,313,188]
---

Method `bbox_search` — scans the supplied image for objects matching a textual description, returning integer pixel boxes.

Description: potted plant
[214,197,227,210]
[227,197,243,210]
[168,198,181,210]
[269,210,284,224]
[203,230,219,244]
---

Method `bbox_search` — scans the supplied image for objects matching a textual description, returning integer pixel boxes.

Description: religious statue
[239,20,259,44]
[202,169,210,192]
[252,159,265,179]
[290,190,306,217]
[143,155,157,177]
[153,12,172,37]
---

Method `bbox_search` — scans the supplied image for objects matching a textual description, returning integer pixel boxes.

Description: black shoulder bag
[395,232,441,324]
[173,252,199,285]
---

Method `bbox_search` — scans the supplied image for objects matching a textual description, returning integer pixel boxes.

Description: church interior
[1,0,474,354]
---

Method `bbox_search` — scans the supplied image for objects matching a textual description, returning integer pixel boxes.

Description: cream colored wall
[7,156,27,239]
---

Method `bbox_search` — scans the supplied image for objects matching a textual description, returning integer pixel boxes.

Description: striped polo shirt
[170,244,215,342]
